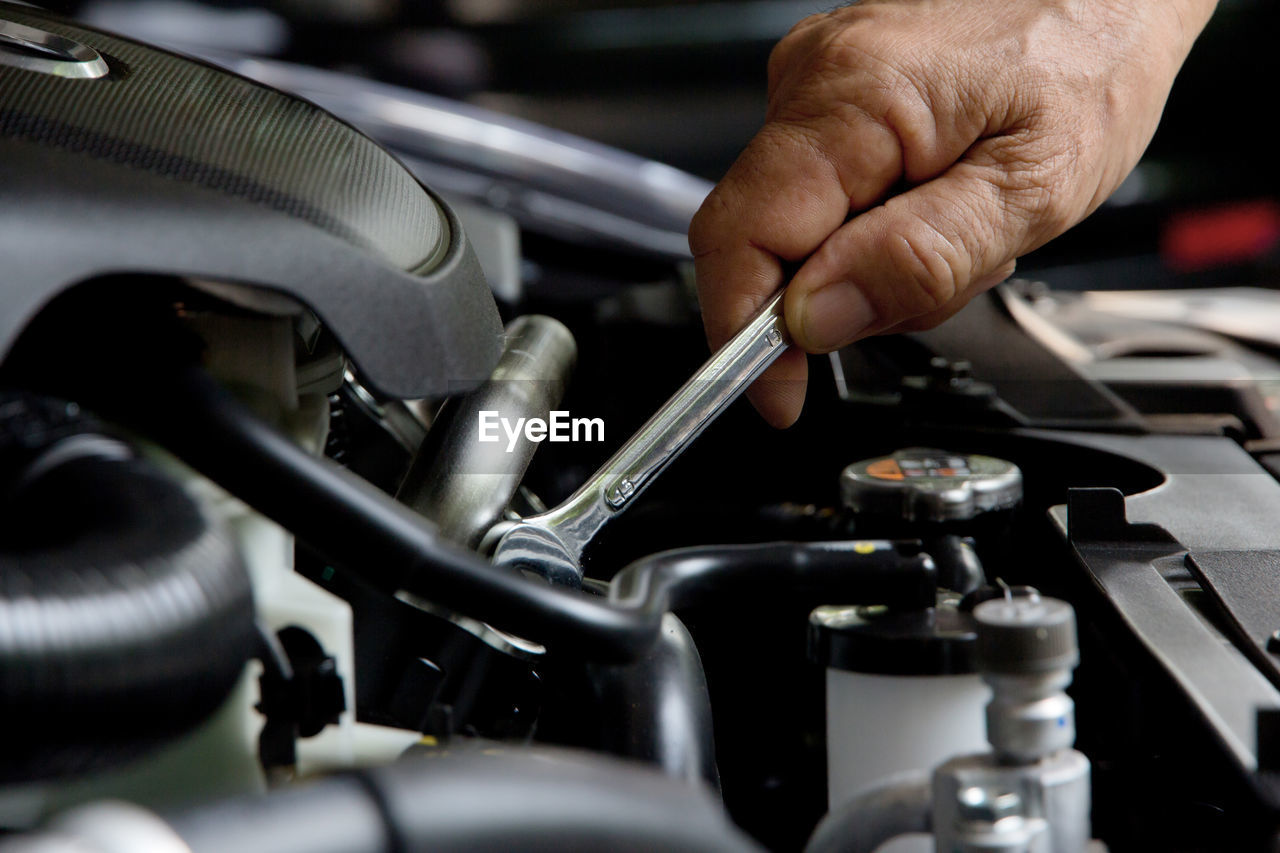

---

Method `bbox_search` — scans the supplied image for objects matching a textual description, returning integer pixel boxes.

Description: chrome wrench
[487,288,790,583]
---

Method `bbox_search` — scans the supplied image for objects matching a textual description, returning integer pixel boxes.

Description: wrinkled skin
[689,0,1218,427]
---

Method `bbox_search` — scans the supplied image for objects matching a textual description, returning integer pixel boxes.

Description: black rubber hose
[9,299,934,663]
[87,365,940,662]
[586,612,721,789]
[608,540,938,613]
[0,394,257,783]
[169,745,763,853]
[133,364,660,661]
[49,361,933,662]
[581,543,934,784]
[2,746,762,853]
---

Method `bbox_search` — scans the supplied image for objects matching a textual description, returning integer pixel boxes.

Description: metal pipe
[397,315,576,548]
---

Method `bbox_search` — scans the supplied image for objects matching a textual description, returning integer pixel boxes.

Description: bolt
[929,357,973,389]
[766,328,783,347]
[608,478,636,507]
[957,786,1022,824]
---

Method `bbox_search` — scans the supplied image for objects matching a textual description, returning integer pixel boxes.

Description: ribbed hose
[0,392,257,783]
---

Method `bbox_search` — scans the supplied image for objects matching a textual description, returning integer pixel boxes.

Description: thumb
[784,137,1067,352]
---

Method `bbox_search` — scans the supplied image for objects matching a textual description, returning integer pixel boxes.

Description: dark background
[48,0,1280,290]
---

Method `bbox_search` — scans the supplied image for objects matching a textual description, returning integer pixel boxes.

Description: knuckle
[881,218,964,317]
[767,26,803,76]
[810,35,887,94]
[770,32,928,153]
[688,187,735,258]
[691,123,845,262]
[986,130,1081,239]
[767,11,834,97]
[766,39,791,93]
[777,122,841,184]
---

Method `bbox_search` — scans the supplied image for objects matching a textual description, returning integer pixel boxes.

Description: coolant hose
[609,540,937,612]
[585,612,720,789]
[587,542,933,785]
[0,392,257,783]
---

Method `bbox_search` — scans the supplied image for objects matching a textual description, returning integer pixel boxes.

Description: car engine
[4,3,1280,851]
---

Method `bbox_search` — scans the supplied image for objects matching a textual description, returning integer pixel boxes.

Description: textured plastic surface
[0,4,445,272]
[0,3,501,398]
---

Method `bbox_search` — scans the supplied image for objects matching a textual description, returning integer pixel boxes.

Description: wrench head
[490,523,584,587]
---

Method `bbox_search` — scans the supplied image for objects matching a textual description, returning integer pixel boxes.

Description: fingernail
[798,282,877,351]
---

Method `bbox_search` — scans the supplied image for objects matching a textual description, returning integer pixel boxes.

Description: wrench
[487,287,791,583]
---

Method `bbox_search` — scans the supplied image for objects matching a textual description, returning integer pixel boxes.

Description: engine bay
[5,3,1280,851]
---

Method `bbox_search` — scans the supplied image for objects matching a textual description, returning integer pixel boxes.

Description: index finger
[689,119,901,426]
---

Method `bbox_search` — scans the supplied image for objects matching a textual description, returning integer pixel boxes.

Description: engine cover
[0,2,501,397]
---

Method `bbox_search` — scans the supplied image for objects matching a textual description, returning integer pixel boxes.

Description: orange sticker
[866,458,904,481]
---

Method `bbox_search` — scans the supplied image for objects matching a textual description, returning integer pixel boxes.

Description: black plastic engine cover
[0,2,501,398]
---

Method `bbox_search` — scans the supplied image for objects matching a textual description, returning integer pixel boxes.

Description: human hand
[689,0,1217,427]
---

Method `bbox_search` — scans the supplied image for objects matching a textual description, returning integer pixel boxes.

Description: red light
[1161,200,1280,272]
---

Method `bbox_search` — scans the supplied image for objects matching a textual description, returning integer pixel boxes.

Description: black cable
[61,358,662,661]
[118,365,941,661]
[8,294,935,663]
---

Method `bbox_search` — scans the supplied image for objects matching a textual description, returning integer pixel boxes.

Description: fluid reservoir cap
[809,593,978,676]
[840,448,1022,523]
[974,595,1078,675]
